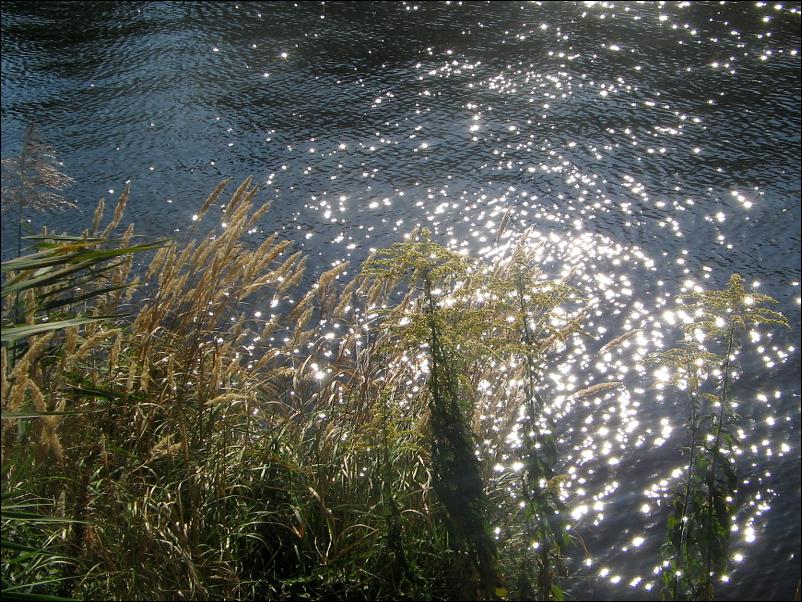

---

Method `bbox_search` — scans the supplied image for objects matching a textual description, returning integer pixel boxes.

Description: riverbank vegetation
[1,179,788,601]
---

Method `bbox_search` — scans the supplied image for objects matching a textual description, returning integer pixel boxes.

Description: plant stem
[671,376,701,601]
[703,319,737,594]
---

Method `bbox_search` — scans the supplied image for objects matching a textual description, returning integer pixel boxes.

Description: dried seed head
[101,185,129,238]
[91,197,105,236]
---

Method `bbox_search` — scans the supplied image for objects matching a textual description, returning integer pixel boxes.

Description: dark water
[2,1,800,599]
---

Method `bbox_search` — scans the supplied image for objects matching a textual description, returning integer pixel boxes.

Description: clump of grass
[1,188,165,601]
[2,175,790,602]
[4,180,455,600]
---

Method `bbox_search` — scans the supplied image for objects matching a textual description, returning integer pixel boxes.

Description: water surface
[2,2,800,599]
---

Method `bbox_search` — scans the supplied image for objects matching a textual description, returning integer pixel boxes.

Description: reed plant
[1,188,164,601]
[3,181,456,600]
[1,121,76,255]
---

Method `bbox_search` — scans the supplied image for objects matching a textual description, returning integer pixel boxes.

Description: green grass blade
[2,239,167,273]
[0,592,77,602]
[1,410,99,419]
[1,539,50,555]
[0,317,120,345]
[1,511,88,524]
[2,259,101,296]
[39,283,131,313]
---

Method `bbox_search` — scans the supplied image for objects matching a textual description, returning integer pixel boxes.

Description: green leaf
[0,539,77,562]
[26,234,107,244]
[1,317,119,345]
[39,283,131,313]
[2,246,101,272]
[2,257,118,296]
[0,592,78,602]
[34,260,126,301]
[1,539,52,556]
[1,411,80,419]
[2,239,167,273]
[1,511,88,524]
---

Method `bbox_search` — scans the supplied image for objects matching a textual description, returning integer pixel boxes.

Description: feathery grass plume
[91,197,105,236]
[100,186,129,239]
[494,208,512,245]
[193,179,229,227]
[175,237,198,271]
[249,231,279,261]
[120,224,134,259]
[570,381,623,400]
[28,382,64,462]
[186,238,217,276]
[332,278,358,319]
[652,273,788,601]
[598,328,642,355]
[244,200,272,231]
[290,327,315,351]
[292,305,315,334]
[287,287,315,323]
[258,318,280,343]
[205,392,251,407]
[119,276,142,305]
[365,278,389,309]
[1,121,75,214]
[107,330,123,377]
[241,270,283,300]
[145,244,169,282]
[271,250,304,286]
[147,434,182,461]
[254,236,291,269]
[209,257,254,308]
[280,256,308,292]
[23,289,36,325]
[154,245,177,289]
[240,239,274,283]
[24,375,50,413]
[222,196,256,244]
[316,262,349,315]
[8,332,55,384]
[222,176,254,218]
[248,347,280,374]
[317,262,349,291]
[0,348,8,402]
[66,328,119,365]
[5,373,29,415]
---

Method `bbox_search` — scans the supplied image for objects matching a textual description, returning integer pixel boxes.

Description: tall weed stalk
[652,274,788,600]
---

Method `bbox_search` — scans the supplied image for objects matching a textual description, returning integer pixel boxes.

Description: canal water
[2,2,799,599]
